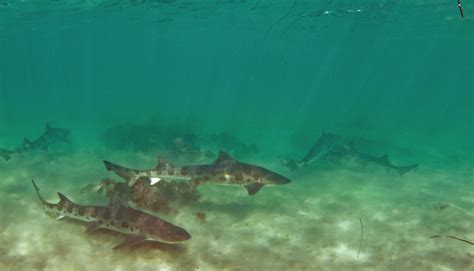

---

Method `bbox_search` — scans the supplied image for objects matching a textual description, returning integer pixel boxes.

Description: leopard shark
[281,131,418,175]
[104,151,291,195]
[32,180,191,249]
[0,123,70,161]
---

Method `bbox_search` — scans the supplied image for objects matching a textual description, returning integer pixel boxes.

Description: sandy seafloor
[0,144,472,271]
[0,1,473,270]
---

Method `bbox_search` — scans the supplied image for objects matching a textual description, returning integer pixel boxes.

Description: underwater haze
[0,0,473,270]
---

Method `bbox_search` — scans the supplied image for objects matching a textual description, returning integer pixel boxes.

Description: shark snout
[270,173,292,185]
[278,176,292,185]
[167,227,192,243]
[177,228,192,241]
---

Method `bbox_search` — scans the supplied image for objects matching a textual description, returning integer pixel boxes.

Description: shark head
[145,219,191,244]
[45,123,71,143]
[256,166,292,185]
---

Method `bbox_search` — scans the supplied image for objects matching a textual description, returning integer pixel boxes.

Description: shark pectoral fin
[85,222,100,234]
[3,154,12,161]
[113,235,147,250]
[149,177,161,185]
[56,215,66,221]
[245,183,264,196]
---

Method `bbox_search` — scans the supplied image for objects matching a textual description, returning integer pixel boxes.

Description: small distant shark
[356,153,418,176]
[0,123,70,161]
[104,151,291,195]
[282,131,418,175]
[282,132,346,170]
[32,180,191,249]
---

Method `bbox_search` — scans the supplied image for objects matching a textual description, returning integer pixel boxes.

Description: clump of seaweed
[101,122,164,153]
[80,178,129,200]
[195,211,207,223]
[101,120,213,163]
[80,177,201,215]
[131,179,201,214]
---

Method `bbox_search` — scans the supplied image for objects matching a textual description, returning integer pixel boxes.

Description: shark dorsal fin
[155,157,173,169]
[214,151,236,165]
[57,192,72,203]
[23,138,32,147]
[46,122,52,131]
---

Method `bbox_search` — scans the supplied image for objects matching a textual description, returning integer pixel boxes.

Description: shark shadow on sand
[281,131,418,175]
[0,123,70,161]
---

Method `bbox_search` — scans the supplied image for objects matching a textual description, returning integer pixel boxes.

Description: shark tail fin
[397,164,419,176]
[103,160,140,187]
[32,180,48,205]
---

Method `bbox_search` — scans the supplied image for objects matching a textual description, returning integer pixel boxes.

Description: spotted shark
[104,151,291,195]
[32,180,191,249]
[282,131,418,175]
[0,123,70,161]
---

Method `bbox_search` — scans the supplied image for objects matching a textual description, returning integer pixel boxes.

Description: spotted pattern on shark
[32,180,191,249]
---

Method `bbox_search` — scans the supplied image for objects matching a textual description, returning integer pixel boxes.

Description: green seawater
[0,1,473,270]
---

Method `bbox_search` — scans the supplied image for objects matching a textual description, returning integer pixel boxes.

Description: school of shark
[1,123,419,250]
